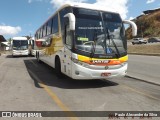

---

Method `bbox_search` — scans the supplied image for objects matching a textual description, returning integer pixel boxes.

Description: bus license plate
[101,73,111,77]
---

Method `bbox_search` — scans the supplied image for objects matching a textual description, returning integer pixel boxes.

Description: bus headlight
[121,62,127,66]
[71,57,79,64]
[71,57,89,67]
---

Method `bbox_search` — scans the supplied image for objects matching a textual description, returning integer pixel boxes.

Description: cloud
[0,23,6,26]
[93,0,129,19]
[129,16,134,20]
[50,0,87,8]
[0,25,21,35]
[28,0,32,3]
[28,0,43,3]
[50,0,129,19]
[146,0,155,4]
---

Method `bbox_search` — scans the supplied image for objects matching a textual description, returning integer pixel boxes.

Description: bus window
[52,14,58,34]
[42,25,47,37]
[47,19,53,35]
[39,28,43,38]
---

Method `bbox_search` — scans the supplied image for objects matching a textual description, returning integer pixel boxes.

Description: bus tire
[55,57,62,78]
[12,55,15,58]
[36,51,37,58]
[29,50,31,57]
[37,52,41,63]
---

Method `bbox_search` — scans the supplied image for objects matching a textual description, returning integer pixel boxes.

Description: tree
[7,38,12,44]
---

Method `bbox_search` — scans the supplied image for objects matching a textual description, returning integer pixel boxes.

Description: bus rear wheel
[37,52,41,63]
[55,57,62,78]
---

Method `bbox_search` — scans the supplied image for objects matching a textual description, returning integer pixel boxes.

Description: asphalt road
[0,54,160,120]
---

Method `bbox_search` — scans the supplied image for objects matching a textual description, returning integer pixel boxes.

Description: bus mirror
[123,20,137,36]
[64,13,75,31]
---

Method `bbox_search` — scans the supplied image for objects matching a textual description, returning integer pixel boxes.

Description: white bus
[35,3,137,80]
[11,37,29,57]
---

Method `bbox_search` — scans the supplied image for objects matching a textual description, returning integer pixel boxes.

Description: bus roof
[35,3,119,33]
[12,37,28,40]
[52,3,118,21]
[59,3,117,13]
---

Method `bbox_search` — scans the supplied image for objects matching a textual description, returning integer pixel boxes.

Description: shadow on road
[5,55,13,58]
[24,59,118,89]
[6,55,34,58]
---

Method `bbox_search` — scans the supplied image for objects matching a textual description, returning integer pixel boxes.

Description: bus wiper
[100,12,120,58]
[90,28,98,58]
[106,27,120,58]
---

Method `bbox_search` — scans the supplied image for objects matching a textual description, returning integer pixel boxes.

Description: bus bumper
[71,62,127,80]
[12,50,29,56]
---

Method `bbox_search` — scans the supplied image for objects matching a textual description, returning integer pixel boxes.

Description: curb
[126,75,160,86]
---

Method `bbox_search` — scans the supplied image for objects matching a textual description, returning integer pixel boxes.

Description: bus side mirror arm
[64,13,75,31]
[123,20,137,36]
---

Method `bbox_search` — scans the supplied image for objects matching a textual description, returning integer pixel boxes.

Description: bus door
[63,23,72,76]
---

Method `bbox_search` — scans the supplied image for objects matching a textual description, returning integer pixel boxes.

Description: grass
[128,43,160,55]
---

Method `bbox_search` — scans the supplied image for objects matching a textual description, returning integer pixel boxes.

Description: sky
[0,0,160,40]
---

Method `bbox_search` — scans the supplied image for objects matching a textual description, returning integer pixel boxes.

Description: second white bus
[11,37,29,57]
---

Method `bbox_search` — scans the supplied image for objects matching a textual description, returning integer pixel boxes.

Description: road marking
[28,69,78,120]
[39,83,78,120]
[121,84,160,101]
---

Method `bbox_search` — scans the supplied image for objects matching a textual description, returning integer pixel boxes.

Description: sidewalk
[0,51,10,56]
[127,54,160,86]
[126,72,160,86]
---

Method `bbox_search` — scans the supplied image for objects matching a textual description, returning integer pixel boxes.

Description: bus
[34,3,137,80]
[11,36,29,57]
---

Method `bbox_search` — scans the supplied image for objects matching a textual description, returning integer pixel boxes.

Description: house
[143,8,160,15]
[0,35,7,51]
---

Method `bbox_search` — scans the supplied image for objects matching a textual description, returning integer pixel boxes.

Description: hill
[126,8,160,39]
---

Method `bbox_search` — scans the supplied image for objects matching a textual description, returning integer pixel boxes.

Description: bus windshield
[13,40,28,50]
[73,8,126,58]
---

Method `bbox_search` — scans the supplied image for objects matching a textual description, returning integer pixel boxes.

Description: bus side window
[43,24,47,37]
[46,38,52,47]
[39,28,42,38]
[52,15,58,34]
[47,19,52,35]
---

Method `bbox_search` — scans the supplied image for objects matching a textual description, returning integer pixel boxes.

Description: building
[0,35,7,51]
[143,8,160,15]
